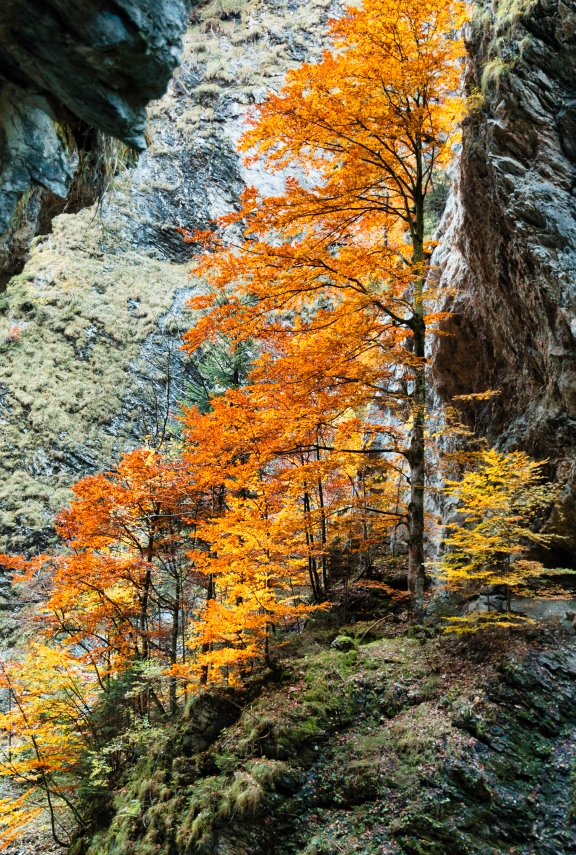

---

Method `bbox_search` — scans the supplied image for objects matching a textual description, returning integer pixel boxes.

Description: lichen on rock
[0,0,195,281]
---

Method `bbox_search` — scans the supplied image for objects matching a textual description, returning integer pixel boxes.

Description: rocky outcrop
[0,0,193,284]
[432,0,576,560]
[0,0,192,146]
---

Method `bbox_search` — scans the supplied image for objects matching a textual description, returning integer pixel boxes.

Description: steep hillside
[74,619,576,855]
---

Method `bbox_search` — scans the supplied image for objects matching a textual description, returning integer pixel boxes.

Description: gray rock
[0,85,77,235]
[0,0,193,281]
[0,0,192,148]
[181,691,239,754]
[468,585,509,614]
[331,635,356,651]
[432,0,576,560]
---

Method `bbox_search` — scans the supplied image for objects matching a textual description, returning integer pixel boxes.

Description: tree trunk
[303,490,322,601]
[408,314,426,620]
[317,474,328,594]
[169,574,180,715]
[407,189,426,621]
[140,565,152,661]
[199,574,214,686]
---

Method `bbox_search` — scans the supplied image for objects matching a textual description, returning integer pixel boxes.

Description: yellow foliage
[0,644,99,846]
[438,448,560,597]
[0,789,42,850]
[442,613,535,634]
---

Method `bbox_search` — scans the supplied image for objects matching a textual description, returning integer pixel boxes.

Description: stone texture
[0,0,331,563]
[0,85,77,234]
[0,0,192,281]
[80,628,576,855]
[432,0,576,561]
[0,0,192,147]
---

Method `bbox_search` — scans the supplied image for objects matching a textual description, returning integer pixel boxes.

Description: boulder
[331,635,356,652]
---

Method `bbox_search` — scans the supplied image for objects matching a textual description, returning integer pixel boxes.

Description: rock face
[0,0,192,147]
[432,0,576,558]
[0,0,192,284]
[0,0,331,559]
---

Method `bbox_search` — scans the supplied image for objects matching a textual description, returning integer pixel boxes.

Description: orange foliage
[1,449,203,690]
[0,450,206,844]
[182,0,466,615]
[0,2,468,844]
[180,384,403,682]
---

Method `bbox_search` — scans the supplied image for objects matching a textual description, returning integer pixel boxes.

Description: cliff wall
[1,5,576,855]
[0,0,193,286]
[0,0,331,566]
[432,0,576,557]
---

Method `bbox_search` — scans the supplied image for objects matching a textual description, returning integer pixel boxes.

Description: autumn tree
[0,448,207,716]
[183,0,467,616]
[180,368,404,682]
[0,645,98,848]
[0,5,473,846]
[439,448,560,616]
[0,448,210,844]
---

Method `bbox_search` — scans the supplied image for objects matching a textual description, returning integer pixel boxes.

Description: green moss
[493,0,539,33]
[569,759,576,822]
[392,814,471,855]
[76,628,576,855]
[474,0,540,97]
[481,56,512,92]
[302,837,341,855]
[9,188,35,233]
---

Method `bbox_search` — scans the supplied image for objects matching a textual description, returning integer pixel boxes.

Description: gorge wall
[433,0,576,558]
[2,0,576,559]
[0,0,331,565]
[2,0,576,556]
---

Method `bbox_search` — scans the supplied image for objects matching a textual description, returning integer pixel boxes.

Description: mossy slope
[79,624,576,855]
